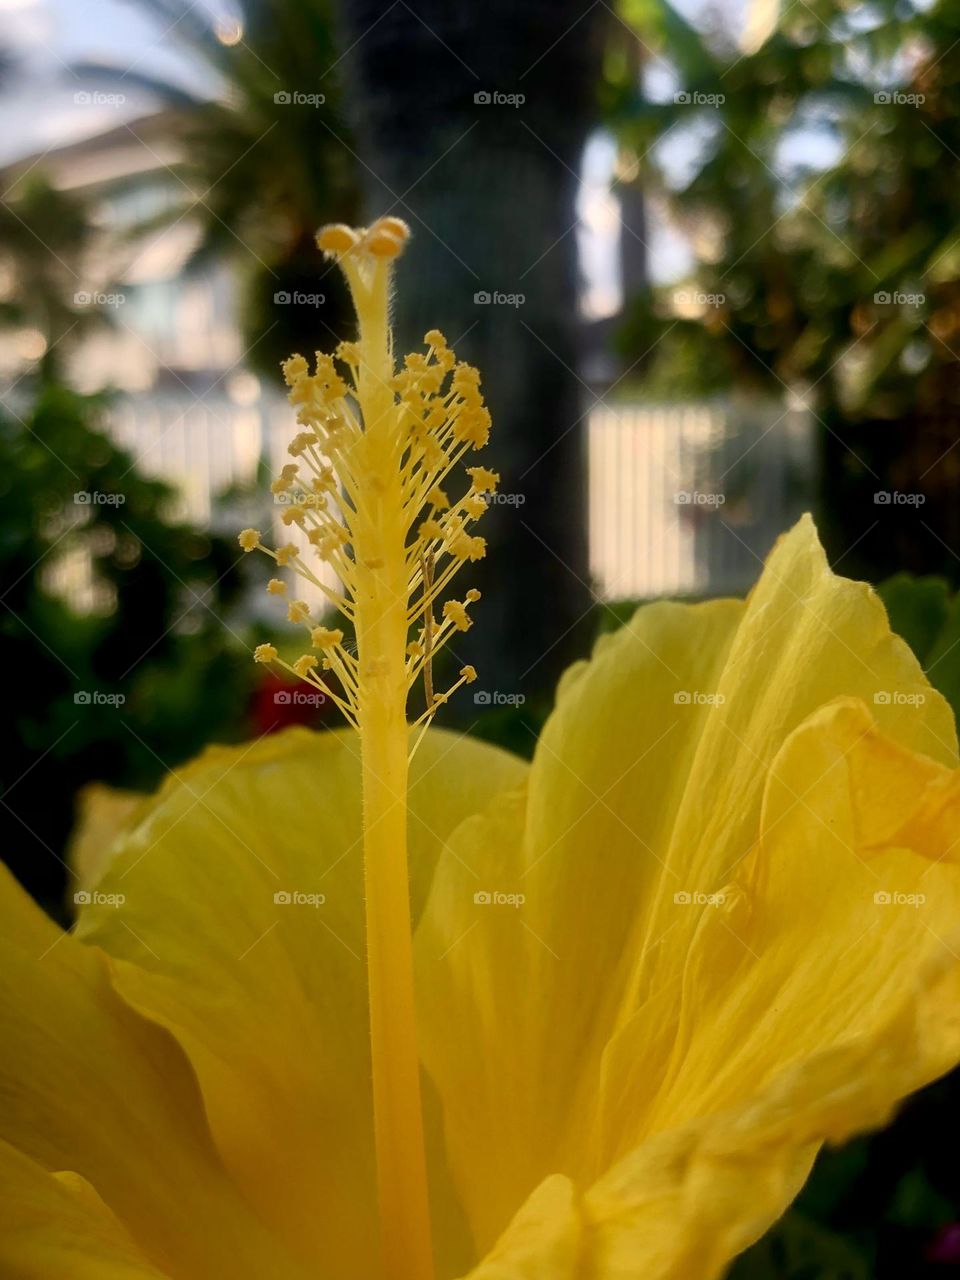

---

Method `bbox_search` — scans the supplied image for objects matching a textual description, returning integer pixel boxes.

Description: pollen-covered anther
[466,588,481,603]
[336,340,360,365]
[281,354,309,386]
[275,543,300,566]
[238,528,261,552]
[426,440,448,471]
[287,600,311,624]
[427,485,449,510]
[288,377,319,407]
[253,643,277,664]
[442,599,473,632]
[281,504,308,526]
[467,466,500,493]
[311,626,343,650]
[267,578,287,596]
[418,518,444,542]
[308,528,348,559]
[460,664,477,683]
[316,223,360,256]
[292,654,319,677]
[449,532,487,562]
[289,431,319,457]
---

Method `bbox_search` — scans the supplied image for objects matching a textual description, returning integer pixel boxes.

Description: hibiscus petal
[415,516,958,1255]
[68,783,145,894]
[460,1175,581,1280]
[0,867,310,1279]
[74,725,526,1275]
[0,1140,169,1279]
[583,698,960,1278]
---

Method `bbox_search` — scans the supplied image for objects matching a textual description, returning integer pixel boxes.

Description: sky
[0,0,207,163]
[0,0,725,295]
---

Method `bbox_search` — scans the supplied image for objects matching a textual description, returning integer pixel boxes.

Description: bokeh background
[2,0,960,1273]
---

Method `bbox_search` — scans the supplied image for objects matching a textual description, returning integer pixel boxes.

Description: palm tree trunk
[335,0,606,702]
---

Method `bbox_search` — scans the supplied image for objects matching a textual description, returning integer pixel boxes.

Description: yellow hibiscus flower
[3,219,960,1280]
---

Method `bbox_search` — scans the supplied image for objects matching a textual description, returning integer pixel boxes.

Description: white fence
[588,398,814,599]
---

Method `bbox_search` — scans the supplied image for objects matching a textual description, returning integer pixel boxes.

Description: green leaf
[878,572,960,730]
[729,1209,870,1279]
[877,573,951,664]
[924,593,960,725]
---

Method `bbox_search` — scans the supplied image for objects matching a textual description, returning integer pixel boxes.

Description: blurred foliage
[0,175,107,379]
[879,571,960,720]
[611,0,960,580]
[0,384,264,908]
[76,0,361,378]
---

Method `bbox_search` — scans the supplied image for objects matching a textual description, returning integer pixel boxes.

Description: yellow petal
[0,866,310,1280]
[68,783,145,893]
[0,1139,169,1279]
[74,724,526,1276]
[415,516,958,1256]
[461,1175,581,1280]
[584,698,960,1278]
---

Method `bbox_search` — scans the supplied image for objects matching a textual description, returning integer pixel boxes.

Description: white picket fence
[50,388,814,610]
[588,398,814,598]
